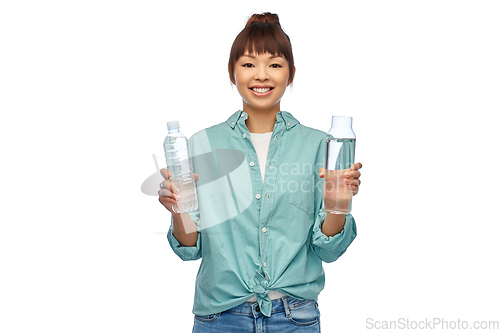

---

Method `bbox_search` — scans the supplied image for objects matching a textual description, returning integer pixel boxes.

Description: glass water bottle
[324,116,356,214]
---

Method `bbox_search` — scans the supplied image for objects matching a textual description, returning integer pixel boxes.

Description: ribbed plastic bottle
[163,121,198,213]
[324,116,356,214]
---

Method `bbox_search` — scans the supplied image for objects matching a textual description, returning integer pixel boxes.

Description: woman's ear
[228,64,236,85]
[288,65,296,86]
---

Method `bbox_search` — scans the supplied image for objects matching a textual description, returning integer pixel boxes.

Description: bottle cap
[167,120,179,130]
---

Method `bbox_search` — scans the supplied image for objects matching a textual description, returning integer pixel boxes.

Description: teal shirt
[167,110,357,317]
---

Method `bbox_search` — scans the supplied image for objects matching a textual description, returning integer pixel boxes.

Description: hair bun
[245,12,280,27]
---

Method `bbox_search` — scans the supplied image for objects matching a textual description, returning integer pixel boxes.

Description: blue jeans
[192,296,321,332]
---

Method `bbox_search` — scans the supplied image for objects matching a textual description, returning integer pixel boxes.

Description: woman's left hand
[319,162,362,196]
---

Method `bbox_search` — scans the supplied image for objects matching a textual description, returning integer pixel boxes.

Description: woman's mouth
[250,87,274,96]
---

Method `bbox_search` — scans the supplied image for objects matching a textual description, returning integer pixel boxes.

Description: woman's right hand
[158,168,199,214]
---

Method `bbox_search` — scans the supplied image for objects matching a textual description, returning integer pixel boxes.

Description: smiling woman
[233,52,291,119]
[226,13,297,134]
[159,11,361,333]
[228,12,295,87]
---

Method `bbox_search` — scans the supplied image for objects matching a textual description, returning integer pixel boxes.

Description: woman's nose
[254,67,269,81]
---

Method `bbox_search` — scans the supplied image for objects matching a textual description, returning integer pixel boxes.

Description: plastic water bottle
[163,121,198,213]
[324,116,356,214]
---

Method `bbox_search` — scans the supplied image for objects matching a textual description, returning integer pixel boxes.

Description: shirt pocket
[288,170,315,215]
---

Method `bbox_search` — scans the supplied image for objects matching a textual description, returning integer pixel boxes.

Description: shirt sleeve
[309,133,357,263]
[311,210,357,263]
[166,211,202,261]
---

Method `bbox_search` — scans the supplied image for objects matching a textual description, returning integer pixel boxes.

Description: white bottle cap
[167,120,179,130]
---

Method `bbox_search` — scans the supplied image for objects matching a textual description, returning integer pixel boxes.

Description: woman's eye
[243,63,254,68]
[271,64,282,68]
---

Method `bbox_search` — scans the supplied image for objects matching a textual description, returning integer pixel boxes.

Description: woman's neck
[243,103,280,133]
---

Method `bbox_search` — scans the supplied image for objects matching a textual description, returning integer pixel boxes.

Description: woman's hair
[228,12,295,85]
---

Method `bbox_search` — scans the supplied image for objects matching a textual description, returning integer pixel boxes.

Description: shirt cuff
[311,209,357,263]
[167,216,202,261]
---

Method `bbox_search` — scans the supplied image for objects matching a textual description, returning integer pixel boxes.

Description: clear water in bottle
[326,138,356,171]
[324,138,356,214]
[163,121,198,213]
[324,115,356,214]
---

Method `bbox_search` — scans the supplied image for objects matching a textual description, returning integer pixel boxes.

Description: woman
[159,12,362,332]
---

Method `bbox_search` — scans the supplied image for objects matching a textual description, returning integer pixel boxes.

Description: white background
[1,0,499,332]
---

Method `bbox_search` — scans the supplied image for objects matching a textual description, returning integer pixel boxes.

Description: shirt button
[287,122,290,126]
[263,261,267,267]
[255,194,261,199]
[243,133,246,138]
[231,121,235,126]
[275,134,278,139]
[241,113,245,117]
[261,227,267,233]
[250,161,255,167]
[270,163,273,169]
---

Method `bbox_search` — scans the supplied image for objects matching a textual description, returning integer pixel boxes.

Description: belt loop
[282,297,291,318]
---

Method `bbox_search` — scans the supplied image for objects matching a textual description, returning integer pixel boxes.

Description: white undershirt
[247,131,285,302]
[249,132,273,183]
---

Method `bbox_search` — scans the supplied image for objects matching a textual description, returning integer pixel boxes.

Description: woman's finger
[318,167,325,178]
[159,187,182,199]
[169,181,180,194]
[351,186,359,196]
[345,179,361,187]
[160,177,180,194]
[350,162,363,171]
[346,178,360,196]
[345,170,361,179]
[158,188,172,197]
[160,168,171,180]
[159,196,179,206]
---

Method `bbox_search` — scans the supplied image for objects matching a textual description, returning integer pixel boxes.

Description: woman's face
[233,52,291,112]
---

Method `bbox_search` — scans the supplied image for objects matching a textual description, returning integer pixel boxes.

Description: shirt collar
[278,111,299,130]
[226,110,245,129]
[226,110,299,130]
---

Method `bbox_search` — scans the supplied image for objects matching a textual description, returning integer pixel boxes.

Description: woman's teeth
[251,87,271,93]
